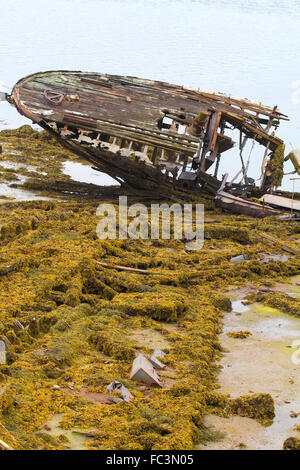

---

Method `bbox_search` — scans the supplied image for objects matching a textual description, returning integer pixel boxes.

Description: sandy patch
[202,280,300,450]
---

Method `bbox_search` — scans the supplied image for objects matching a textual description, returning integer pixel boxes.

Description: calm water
[0,0,299,189]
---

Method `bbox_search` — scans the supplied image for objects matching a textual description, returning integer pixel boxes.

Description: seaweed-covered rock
[205,225,250,243]
[229,393,275,424]
[211,294,232,312]
[227,331,252,339]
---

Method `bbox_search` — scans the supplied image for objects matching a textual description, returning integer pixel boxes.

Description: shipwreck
[2,70,300,216]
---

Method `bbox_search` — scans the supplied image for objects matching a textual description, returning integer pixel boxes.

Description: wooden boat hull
[8,70,287,195]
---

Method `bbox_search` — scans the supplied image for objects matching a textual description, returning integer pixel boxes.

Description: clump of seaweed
[227,331,252,339]
[112,292,186,322]
[270,144,285,188]
[211,294,232,312]
[89,332,136,360]
[283,437,300,450]
[247,292,300,318]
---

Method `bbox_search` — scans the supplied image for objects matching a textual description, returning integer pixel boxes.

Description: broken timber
[6,71,291,216]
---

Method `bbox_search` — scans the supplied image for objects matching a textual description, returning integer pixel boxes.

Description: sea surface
[0,0,299,189]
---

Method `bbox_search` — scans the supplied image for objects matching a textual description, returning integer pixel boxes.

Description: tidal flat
[0,126,299,450]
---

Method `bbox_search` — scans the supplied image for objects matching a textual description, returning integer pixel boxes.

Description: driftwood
[0,439,12,451]
[259,232,299,255]
[96,261,160,275]
[0,384,10,398]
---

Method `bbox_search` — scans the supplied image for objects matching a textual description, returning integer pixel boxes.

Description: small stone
[44,424,51,431]
[52,385,60,390]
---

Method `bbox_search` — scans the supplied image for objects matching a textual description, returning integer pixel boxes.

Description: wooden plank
[210,112,222,151]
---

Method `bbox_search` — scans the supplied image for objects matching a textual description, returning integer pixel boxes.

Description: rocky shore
[0,126,299,450]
